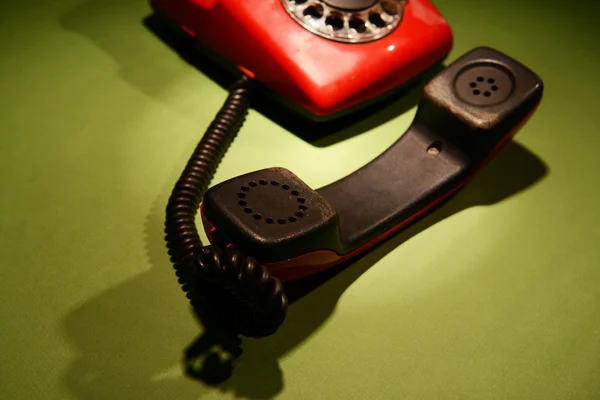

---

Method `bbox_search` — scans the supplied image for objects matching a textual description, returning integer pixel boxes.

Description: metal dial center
[322,0,378,11]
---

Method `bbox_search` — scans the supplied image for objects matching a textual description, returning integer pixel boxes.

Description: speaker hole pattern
[237,180,309,225]
[470,76,501,97]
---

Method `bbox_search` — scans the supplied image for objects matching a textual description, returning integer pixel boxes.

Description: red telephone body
[150,0,453,118]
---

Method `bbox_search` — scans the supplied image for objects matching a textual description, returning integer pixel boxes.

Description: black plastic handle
[317,122,469,251]
[201,47,543,268]
[319,46,543,251]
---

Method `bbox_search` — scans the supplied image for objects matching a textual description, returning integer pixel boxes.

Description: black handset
[166,47,543,338]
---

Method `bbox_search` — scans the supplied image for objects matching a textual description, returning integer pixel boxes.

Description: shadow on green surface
[60,1,549,399]
[62,139,549,400]
[177,141,549,398]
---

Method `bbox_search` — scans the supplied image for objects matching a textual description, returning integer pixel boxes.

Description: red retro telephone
[150,0,453,119]
[153,1,543,339]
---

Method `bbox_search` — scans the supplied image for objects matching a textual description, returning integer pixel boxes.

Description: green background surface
[1,1,599,399]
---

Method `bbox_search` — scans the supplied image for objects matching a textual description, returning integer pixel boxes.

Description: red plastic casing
[150,0,453,117]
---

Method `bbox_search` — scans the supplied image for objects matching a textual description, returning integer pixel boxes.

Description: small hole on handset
[259,179,267,185]
[477,77,484,82]
[297,198,305,203]
[469,82,477,88]
[492,85,498,91]
[244,208,253,214]
[369,13,386,28]
[241,186,249,192]
[277,219,286,225]
[473,89,481,95]
[296,212,304,218]
[303,5,324,19]
[293,0,307,4]
[238,200,247,206]
[488,78,495,84]
[427,141,442,156]
[288,217,297,223]
[237,193,246,199]
[253,214,262,220]
[282,184,290,190]
[249,182,257,187]
[291,190,299,196]
[271,181,279,186]
[349,18,367,33]
[299,205,308,210]
[265,217,274,224]
[484,91,491,97]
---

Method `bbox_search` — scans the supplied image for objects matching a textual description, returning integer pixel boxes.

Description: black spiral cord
[164,76,288,338]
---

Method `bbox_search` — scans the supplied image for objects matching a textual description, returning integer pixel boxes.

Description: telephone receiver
[154,0,543,343]
[202,46,543,280]
[165,45,543,338]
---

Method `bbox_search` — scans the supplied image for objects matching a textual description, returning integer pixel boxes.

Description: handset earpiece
[201,47,543,282]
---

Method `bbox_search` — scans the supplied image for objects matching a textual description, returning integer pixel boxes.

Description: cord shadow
[180,141,549,399]
[59,137,547,400]
[61,190,211,399]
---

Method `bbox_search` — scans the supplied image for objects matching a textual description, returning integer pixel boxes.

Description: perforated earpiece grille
[237,179,309,225]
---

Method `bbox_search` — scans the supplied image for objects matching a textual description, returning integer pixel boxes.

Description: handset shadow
[183,141,549,399]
